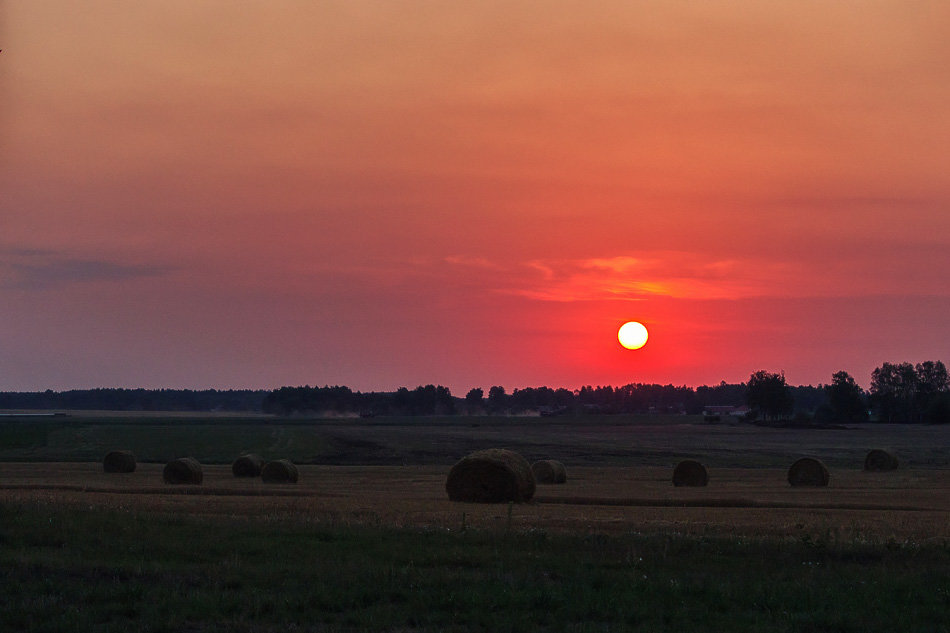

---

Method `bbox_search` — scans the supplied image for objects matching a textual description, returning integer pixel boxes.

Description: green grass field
[2,413,949,468]
[2,501,949,632]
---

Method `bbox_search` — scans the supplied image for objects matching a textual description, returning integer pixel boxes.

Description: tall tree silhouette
[746,370,793,421]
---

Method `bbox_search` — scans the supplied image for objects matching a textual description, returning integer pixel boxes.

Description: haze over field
[2,2,949,393]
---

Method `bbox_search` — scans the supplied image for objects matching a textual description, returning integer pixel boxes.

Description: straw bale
[102,450,136,473]
[864,449,899,472]
[261,459,299,483]
[163,457,203,485]
[531,460,567,484]
[672,460,709,487]
[446,448,536,502]
[787,457,829,487]
[232,453,265,477]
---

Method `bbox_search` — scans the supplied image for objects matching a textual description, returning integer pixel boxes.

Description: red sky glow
[2,1,949,394]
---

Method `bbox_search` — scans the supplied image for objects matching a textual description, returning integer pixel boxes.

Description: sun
[618,321,649,350]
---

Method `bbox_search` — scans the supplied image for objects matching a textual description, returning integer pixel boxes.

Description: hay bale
[163,457,203,485]
[261,459,299,483]
[672,460,708,487]
[446,448,536,503]
[864,449,899,472]
[102,450,136,473]
[787,457,829,487]
[531,459,567,484]
[232,453,265,477]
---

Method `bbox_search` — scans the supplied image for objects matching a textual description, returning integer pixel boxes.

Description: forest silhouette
[1,361,946,423]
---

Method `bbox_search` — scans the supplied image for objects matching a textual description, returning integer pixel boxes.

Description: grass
[3,413,950,468]
[0,418,335,464]
[3,413,947,630]
[1,501,948,632]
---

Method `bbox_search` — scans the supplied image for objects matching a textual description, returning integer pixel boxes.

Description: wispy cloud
[484,245,950,303]
[443,255,505,271]
[0,249,173,290]
[500,254,796,302]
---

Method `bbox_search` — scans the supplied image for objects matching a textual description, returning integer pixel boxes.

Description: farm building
[702,405,751,422]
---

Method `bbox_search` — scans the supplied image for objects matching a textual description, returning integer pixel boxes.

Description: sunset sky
[2,1,949,394]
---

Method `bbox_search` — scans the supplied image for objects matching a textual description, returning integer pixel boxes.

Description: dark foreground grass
[1,502,948,632]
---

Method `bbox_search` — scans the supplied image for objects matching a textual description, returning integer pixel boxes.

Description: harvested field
[1,462,948,542]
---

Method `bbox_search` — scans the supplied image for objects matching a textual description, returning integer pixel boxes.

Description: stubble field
[2,414,950,631]
[1,413,949,541]
[1,461,949,542]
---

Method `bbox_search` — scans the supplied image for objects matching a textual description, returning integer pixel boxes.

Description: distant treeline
[261,382,827,418]
[0,388,268,412]
[0,382,798,416]
[260,361,948,422]
[263,384,459,417]
[2,360,947,423]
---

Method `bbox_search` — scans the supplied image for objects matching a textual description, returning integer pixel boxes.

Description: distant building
[702,405,750,422]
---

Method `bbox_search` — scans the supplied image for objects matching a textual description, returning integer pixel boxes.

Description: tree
[825,371,868,423]
[870,362,921,423]
[914,361,949,417]
[487,386,508,414]
[465,387,484,409]
[868,361,949,423]
[746,370,793,422]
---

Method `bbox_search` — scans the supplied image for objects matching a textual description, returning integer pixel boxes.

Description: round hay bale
[864,449,899,472]
[446,448,536,503]
[261,459,298,483]
[531,460,567,484]
[163,457,203,485]
[232,453,265,477]
[102,450,136,473]
[787,457,829,487]
[672,460,708,487]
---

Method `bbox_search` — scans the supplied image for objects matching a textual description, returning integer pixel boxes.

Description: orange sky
[2,1,949,393]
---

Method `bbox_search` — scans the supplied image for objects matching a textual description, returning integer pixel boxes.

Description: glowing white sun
[618,321,649,350]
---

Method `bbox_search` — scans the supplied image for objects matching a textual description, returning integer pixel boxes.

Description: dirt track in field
[2,462,948,542]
